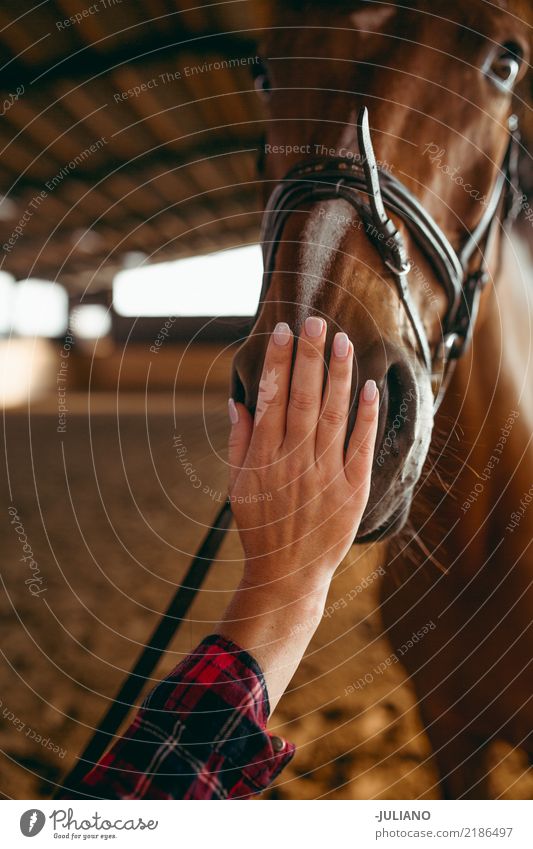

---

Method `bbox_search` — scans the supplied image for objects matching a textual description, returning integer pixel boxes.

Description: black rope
[54,499,233,798]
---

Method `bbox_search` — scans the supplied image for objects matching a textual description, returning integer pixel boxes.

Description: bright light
[113,244,263,317]
[0,272,15,334]
[70,304,112,339]
[0,194,17,221]
[12,279,68,337]
[0,339,56,408]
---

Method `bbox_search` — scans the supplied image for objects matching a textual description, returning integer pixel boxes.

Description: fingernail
[333,332,350,358]
[363,379,378,403]
[304,316,324,338]
[228,398,239,424]
[273,322,291,346]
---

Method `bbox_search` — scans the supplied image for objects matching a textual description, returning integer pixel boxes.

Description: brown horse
[232,0,533,798]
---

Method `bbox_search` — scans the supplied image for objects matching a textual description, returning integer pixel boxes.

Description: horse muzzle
[232,333,427,541]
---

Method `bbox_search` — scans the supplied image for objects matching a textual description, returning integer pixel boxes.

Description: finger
[345,380,380,498]
[227,400,253,491]
[250,322,293,452]
[315,332,354,466]
[284,316,326,450]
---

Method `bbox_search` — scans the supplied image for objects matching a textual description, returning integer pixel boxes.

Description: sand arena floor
[1,395,531,800]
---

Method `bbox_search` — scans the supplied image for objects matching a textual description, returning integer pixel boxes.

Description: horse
[231,0,533,798]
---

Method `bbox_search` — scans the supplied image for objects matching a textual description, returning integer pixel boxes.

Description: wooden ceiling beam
[0,142,261,203]
[0,30,259,91]
[0,191,262,271]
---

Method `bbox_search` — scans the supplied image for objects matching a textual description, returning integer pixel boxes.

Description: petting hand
[227,316,379,594]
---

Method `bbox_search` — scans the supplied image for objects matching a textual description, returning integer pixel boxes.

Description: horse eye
[254,74,271,97]
[488,43,523,91]
[253,59,272,99]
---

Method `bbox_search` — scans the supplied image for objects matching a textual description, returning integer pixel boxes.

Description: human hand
[227,317,379,596]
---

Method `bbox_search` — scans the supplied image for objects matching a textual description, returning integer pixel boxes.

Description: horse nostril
[231,368,246,405]
[231,359,259,416]
[382,361,417,458]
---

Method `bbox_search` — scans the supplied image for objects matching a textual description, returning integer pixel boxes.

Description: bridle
[260,107,522,409]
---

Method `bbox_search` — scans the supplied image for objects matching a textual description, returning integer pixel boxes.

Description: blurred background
[1,0,532,801]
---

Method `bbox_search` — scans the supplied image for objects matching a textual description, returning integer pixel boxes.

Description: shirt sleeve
[72,634,295,800]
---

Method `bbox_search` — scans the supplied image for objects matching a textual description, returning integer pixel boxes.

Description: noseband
[260,107,522,408]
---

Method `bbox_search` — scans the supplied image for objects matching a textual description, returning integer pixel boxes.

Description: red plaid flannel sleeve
[76,634,295,799]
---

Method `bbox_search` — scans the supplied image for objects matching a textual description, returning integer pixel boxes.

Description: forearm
[217,571,331,712]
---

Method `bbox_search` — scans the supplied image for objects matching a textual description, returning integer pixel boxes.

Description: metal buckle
[431,332,461,410]
[434,332,461,371]
[385,258,412,276]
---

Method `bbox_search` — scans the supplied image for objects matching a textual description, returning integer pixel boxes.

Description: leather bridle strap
[260,107,522,405]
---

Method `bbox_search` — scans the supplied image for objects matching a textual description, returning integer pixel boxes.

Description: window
[9,278,69,337]
[70,304,112,339]
[113,244,263,318]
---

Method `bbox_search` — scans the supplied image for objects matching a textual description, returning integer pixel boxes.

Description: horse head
[232,0,531,539]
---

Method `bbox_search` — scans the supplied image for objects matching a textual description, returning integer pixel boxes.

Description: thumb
[227,399,253,492]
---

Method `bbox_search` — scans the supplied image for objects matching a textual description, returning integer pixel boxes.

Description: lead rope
[53,499,233,798]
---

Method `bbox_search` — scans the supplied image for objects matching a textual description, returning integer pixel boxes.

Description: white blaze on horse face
[349,4,396,31]
[297,200,354,328]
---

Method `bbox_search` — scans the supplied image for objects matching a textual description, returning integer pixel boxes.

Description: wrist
[241,555,335,600]
[219,575,329,655]
[237,569,331,620]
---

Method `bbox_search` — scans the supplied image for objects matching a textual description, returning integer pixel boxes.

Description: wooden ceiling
[0,0,271,293]
[1,1,530,296]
